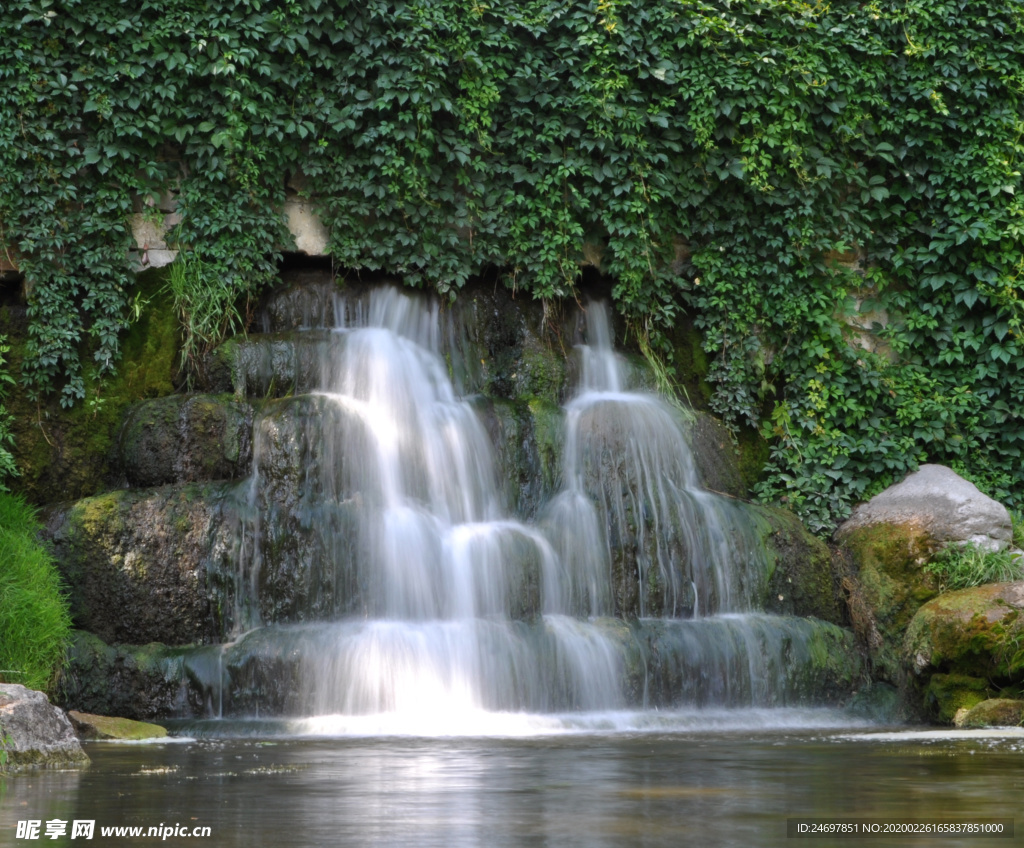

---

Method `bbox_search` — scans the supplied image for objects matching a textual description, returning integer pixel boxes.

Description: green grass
[0,493,71,692]
[924,542,1024,593]
[165,249,249,387]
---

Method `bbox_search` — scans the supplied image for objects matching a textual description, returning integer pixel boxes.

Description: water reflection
[3,729,1023,847]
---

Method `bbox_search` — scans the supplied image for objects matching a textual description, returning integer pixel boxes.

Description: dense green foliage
[2,0,1023,528]
[0,494,72,692]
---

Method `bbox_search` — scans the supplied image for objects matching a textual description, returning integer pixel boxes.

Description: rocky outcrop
[754,505,843,624]
[620,616,862,707]
[60,616,861,722]
[0,684,89,770]
[67,710,168,740]
[203,331,337,397]
[839,464,1012,552]
[903,582,1024,722]
[688,412,748,499]
[441,283,575,406]
[904,582,1024,679]
[119,394,254,487]
[475,396,563,520]
[956,698,1024,728]
[835,523,940,684]
[60,632,203,721]
[43,484,242,645]
[921,673,990,724]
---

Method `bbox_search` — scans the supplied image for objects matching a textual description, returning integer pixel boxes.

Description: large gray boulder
[0,684,89,770]
[839,464,1011,552]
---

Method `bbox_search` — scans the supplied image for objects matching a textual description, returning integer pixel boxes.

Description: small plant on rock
[924,543,1024,593]
[165,249,251,388]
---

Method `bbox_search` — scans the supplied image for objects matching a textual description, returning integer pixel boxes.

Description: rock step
[67,710,167,741]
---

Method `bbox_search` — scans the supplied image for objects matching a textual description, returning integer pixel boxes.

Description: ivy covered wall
[1,0,1023,529]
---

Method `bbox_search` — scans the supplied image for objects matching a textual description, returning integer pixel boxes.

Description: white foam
[286,707,871,739]
[837,727,1024,742]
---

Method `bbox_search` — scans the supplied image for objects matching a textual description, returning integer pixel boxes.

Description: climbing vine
[1,0,1023,529]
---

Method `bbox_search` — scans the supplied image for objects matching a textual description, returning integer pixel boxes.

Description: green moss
[76,491,125,534]
[670,318,713,410]
[515,338,566,407]
[924,673,990,724]
[959,698,1024,728]
[904,586,1024,681]
[838,522,940,683]
[59,630,193,720]
[528,398,564,494]
[202,335,242,394]
[752,504,841,623]
[5,745,90,770]
[803,621,862,692]
[67,710,168,740]
[8,268,180,505]
[735,422,770,492]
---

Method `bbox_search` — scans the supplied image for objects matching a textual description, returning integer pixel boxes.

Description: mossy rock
[621,616,862,707]
[226,396,371,628]
[58,631,201,721]
[42,483,243,646]
[513,334,569,407]
[67,710,168,740]
[957,698,1024,728]
[834,522,940,684]
[0,683,90,770]
[904,582,1024,682]
[923,673,990,724]
[256,269,337,332]
[688,412,747,499]
[251,394,365,506]
[475,396,564,519]
[119,394,254,487]
[441,282,574,405]
[734,423,771,493]
[204,331,335,398]
[753,504,843,624]
[669,316,713,410]
[6,269,180,506]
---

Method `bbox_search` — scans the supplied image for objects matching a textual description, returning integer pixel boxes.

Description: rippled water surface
[4,719,1024,847]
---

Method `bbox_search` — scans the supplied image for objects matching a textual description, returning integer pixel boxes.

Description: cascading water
[186,285,858,734]
[544,301,768,620]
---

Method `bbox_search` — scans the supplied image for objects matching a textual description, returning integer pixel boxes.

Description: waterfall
[544,301,769,618]
[191,285,857,731]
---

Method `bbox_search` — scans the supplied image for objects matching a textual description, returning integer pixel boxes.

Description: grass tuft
[924,542,1024,593]
[166,249,249,387]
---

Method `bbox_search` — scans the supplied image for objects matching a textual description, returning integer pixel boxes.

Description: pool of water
[3,713,1023,847]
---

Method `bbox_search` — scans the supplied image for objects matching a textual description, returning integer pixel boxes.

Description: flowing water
[184,288,855,726]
